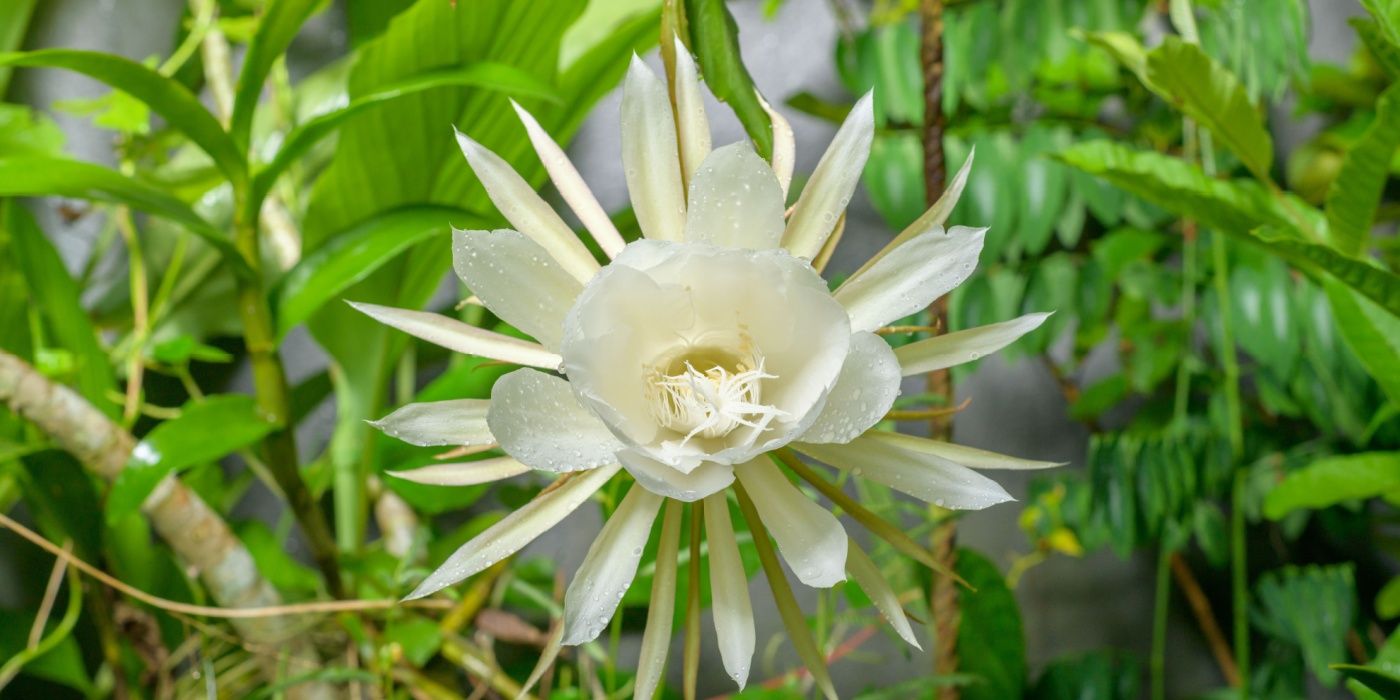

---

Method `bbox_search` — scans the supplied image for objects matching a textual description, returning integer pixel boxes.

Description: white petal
[672,35,712,182]
[621,56,686,241]
[561,485,664,645]
[452,229,582,349]
[619,449,734,502]
[405,464,620,599]
[781,91,874,260]
[861,431,1062,471]
[734,458,846,588]
[386,456,530,486]
[454,129,600,283]
[511,101,627,259]
[634,501,682,700]
[895,312,1052,375]
[370,399,492,447]
[796,435,1013,510]
[845,539,920,649]
[852,147,975,278]
[516,624,563,700]
[683,142,786,250]
[757,91,795,200]
[348,301,561,370]
[799,332,901,444]
[705,494,755,688]
[834,225,986,333]
[488,369,623,473]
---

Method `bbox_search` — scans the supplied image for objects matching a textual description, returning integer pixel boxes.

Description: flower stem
[683,502,704,700]
[233,206,344,598]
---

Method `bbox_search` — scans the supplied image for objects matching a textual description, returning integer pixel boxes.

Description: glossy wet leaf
[106,395,279,523]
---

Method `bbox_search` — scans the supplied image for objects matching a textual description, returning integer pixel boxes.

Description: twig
[1169,553,1240,686]
[0,512,447,619]
[28,540,71,648]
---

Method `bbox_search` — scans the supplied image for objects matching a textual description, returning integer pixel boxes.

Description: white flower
[354,42,1058,694]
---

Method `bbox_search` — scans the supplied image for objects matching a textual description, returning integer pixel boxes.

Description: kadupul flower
[353,40,1057,696]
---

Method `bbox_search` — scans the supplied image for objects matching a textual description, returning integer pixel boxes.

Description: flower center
[645,345,787,444]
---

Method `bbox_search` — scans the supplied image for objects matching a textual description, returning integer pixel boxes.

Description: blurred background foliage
[0,0,1397,698]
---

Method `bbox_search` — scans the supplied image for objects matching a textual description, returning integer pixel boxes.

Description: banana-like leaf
[0,50,244,182]
[230,0,323,145]
[271,205,484,338]
[251,62,558,207]
[0,157,249,278]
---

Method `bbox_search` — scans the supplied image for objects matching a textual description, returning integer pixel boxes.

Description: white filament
[646,354,786,444]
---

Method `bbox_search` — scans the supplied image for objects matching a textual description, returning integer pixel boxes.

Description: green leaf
[0,50,244,182]
[0,104,63,157]
[1264,452,1400,520]
[1145,37,1273,181]
[957,548,1027,700]
[1253,226,1400,319]
[1335,664,1400,698]
[1353,17,1400,79]
[236,520,322,596]
[1326,280,1400,406]
[1254,564,1355,686]
[2,202,115,414]
[383,617,443,667]
[1324,82,1400,256]
[0,607,91,694]
[106,395,279,523]
[231,0,324,145]
[272,206,482,338]
[1377,577,1400,619]
[251,62,559,207]
[1057,141,1300,239]
[684,0,773,158]
[55,89,150,135]
[1029,652,1139,700]
[1075,30,1157,92]
[1058,142,1400,317]
[0,157,250,279]
[0,0,37,94]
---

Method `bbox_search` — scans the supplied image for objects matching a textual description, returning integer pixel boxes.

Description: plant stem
[1151,544,1172,700]
[920,0,961,692]
[683,502,704,700]
[1201,121,1249,695]
[233,209,344,597]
